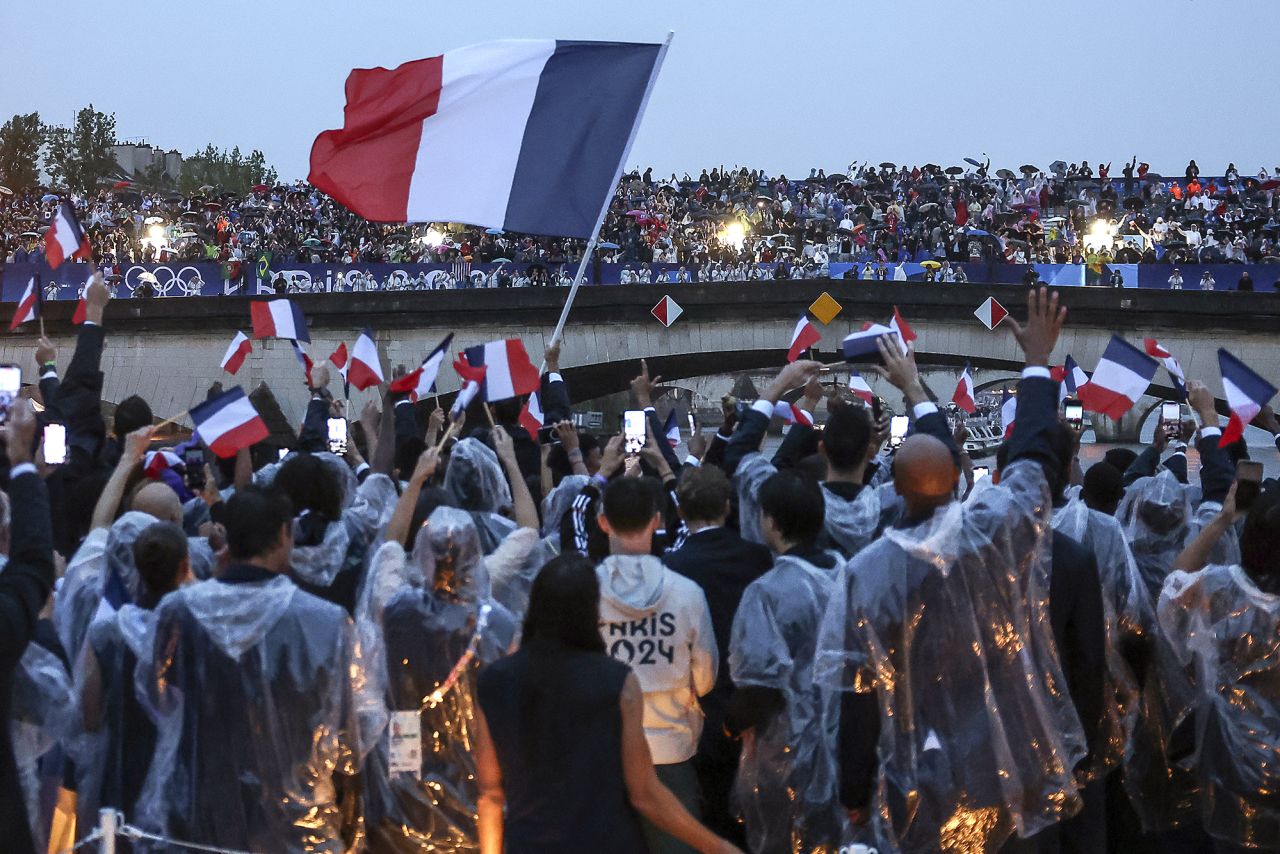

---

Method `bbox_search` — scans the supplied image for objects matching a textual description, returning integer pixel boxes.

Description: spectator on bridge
[1168,268,1184,289]
[1200,270,1216,291]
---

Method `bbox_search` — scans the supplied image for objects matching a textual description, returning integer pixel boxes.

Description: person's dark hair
[676,465,732,524]
[759,470,824,544]
[1104,447,1139,473]
[273,453,343,522]
[546,432,601,483]
[822,405,872,470]
[522,554,606,653]
[114,395,153,437]
[224,487,294,561]
[602,477,660,534]
[1240,486,1280,593]
[133,522,189,605]
[1082,461,1125,516]
[492,397,522,424]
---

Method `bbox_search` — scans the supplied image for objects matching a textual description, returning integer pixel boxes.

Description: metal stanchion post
[98,809,117,854]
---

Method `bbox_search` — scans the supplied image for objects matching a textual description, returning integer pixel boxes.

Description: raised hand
[630,359,662,407]
[1005,286,1067,367]
[410,448,440,485]
[36,336,56,368]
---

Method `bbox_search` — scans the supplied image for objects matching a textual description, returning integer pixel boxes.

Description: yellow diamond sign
[809,292,843,325]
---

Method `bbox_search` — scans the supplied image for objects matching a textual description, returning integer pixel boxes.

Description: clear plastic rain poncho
[362,506,518,852]
[135,573,383,853]
[729,551,850,854]
[1157,564,1280,848]
[54,511,156,661]
[10,641,76,853]
[814,460,1087,853]
[489,474,589,619]
[445,438,519,555]
[1052,497,1150,777]
[734,452,884,558]
[74,603,160,830]
[1117,471,1194,603]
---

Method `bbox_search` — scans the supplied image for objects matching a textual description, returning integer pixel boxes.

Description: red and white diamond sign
[974,296,1008,330]
[651,295,683,327]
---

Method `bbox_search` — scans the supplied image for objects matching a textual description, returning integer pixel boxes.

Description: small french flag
[1218,348,1277,447]
[72,297,87,325]
[290,340,315,386]
[45,201,93,269]
[389,333,453,402]
[143,449,183,479]
[773,401,814,427]
[329,342,349,377]
[8,276,39,331]
[848,370,874,405]
[786,315,821,363]
[841,322,894,363]
[518,391,545,440]
[1144,338,1188,401]
[250,299,310,342]
[347,328,385,391]
[889,306,916,352]
[220,331,252,375]
[1062,355,1089,395]
[663,409,681,447]
[462,339,541,402]
[450,358,487,419]
[1077,336,1158,420]
[1000,387,1017,439]
[951,362,976,414]
[189,386,269,458]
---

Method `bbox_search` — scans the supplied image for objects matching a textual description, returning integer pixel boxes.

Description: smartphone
[1236,460,1263,512]
[686,412,696,433]
[0,363,19,425]
[327,417,348,455]
[973,465,990,483]
[889,415,910,448]
[1161,402,1181,438]
[42,423,66,465]
[1064,401,1084,428]
[183,448,206,491]
[623,410,646,456]
[870,396,883,421]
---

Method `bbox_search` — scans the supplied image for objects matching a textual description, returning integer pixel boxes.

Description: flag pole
[544,30,674,356]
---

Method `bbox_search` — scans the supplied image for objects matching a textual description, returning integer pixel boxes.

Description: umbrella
[20,231,38,238]
[175,231,198,239]
[137,271,159,285]
[303,238,325,248]
[199,185,214,194]
[252,184,269,193]
[878,162,895,169]
[918,202,939,213]
[485,228,504,235]
[996,169,1016,180]
[959,227,991,236]
[0,185,11,196]
[41,193,59,203]
[144,215,165,224]
[827,174,847,182]
[1049,160,1068,175]
[625,210,648,217]
[110,180,131,190]
[1042,216,1065,224]
[180,210,202,220]
[944,166,963,175]
[767,233,790,240]
[923,163,941,172]
[756,194,773,202]
[598,241,620,249]
[964,157,984,168]
[203,201,222,210]
[1020,164,1039,174]
[921,260,942,270]
[1263,180,1280,191]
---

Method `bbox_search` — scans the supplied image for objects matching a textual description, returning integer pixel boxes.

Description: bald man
[130,481,183,525]
[819,289,1089,852]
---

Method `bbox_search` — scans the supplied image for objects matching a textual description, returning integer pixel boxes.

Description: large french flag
[1077,336,1158,419]
[952,362,976,414]
[842,322,894,363]
[347,328,384,391]
[309,40,667,237]
[462,339,541,401]
[250,299,310,342]
[45,201,92,269]
[8,277,39,331]
[1219,348,1277,447]
[786,315,821,362]
[190,386,269,458]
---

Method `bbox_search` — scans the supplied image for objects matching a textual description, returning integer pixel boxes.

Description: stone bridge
[3,281,1275,441]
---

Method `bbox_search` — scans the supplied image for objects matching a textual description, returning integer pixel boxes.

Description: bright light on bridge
[719,221,747,250]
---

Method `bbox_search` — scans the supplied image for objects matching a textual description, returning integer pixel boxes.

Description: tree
[176,144,278,195]
[0,112,43,192]
[44,104,118,194]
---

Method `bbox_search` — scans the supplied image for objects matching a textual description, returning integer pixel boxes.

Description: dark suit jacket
[1048,530,1107,769]
[0,471,56,854]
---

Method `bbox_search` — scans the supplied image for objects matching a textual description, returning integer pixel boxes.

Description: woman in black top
[473,555,742,854]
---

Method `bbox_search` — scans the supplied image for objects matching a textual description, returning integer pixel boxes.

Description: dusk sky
[3,0,1277,180]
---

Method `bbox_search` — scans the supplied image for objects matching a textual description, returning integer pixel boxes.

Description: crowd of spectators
[8,158,1280,280]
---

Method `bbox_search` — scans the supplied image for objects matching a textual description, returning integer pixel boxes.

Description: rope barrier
[57,811,255,854]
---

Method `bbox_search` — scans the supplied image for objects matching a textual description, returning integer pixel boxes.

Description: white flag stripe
[483,340,516,400]
[1223,377,1262,421]
[407,40,555,227]
[1091,361,1152,402]
[268,301,297,338]
[221,332,248,367]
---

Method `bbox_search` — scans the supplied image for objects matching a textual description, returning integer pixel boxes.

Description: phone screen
[184,449,206,490]
[1161,402,1181,422]
[1064,403,1084,423]
[686,412,696,434]
[0,364,19,425]
[1236,460,1263,512]
[327,417,348,455]
[973,465,990,482]
[43,423,66,465]
[623,410,646,455]
[890,415,909,447]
